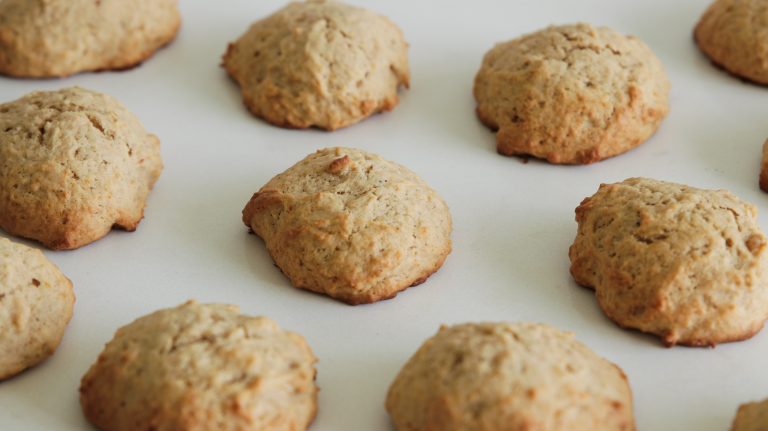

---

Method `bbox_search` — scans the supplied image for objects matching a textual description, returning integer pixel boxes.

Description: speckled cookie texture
[695,0,768,84]
[0,87,163,250]
[731,398,768,431]
[0,237,74,381]
[222,0,410,130]
[385,322,635,431]
[760,139,768,192]
[569,178,768,346]
[474,23,669,164]
[242,147,452,305]
[80,301,318,431]
[0,0,180,78]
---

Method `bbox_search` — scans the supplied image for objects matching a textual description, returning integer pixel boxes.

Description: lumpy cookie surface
[80,301,318,431]
[385,322,635,431]
[0,237,74,380]
[474,23,669,164]
[242,147,452,305]
[695,0,768,84]
[222,0,409,130]
[0,0,180,78]
[569,177,768,346]
[0,87,163,250]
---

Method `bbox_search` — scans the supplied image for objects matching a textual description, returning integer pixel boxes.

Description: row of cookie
[214,0,768,167]
[2,85,768,348]
[244,149,768,348]
[220,1,672,164]
[79,303,634,430]
[2,0,756,166]
[1,280,764,431]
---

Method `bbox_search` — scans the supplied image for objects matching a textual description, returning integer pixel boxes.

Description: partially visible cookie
[474,23,669,164]
[569,178,768,346]
[242,147,452,305]
[0,0,180,78]
[80,301,318,431]
[386,322,635,431]
[222,0,409,130]
[695,0,768,84]
[760,139,768,192]
[0,237,74,381]
[731,398,768,431]
[0,87,163,250]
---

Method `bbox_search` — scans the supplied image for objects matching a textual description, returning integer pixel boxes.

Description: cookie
[474,23,669,164]
[569,178,768,346]
[242,147,452,305]
[0,237,74,381]
[222,0,409,130]
[0,87,163,250]
[760,139,768,192]
[80,300,317,431]
[731,398,768,431]
[385,322,635,431]
[695,0,768,84]
[0,0,180,78]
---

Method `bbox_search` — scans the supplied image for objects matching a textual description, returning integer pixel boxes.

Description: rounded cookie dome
[223,0,409,130]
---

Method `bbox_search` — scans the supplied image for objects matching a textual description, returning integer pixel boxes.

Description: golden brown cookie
[569,178,768,346]
[222,0,409,130]
[386,322,635,431]
[80,301,318,431]
[731,398,768,431]
[695,0,768,84]
[0,237,74,381]
[242,147,452,305]
[474,23,669,164]
[0,87,163,250]
[0,0,180,78]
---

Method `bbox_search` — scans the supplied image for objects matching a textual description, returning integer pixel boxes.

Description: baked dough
[570,177,768,346]
[695,0,768,84]
[80,301,318,431]
[0,87,163,250]
[731,398,768,431]
[0,237,74,381]
[222,0,409,130]
[474,23,669,164]
[386,322,635,431]
[0,0,180,77]
[242,147,452,304]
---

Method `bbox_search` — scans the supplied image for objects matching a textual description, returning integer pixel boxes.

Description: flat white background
[0,0,766,429]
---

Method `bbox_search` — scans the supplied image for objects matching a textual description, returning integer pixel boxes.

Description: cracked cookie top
[242,147,452,305]
[222,0,410,131]
[386,322,635,431]
[569,177,768,346]
[79,300,318,431]
[0,87,163,250]
[474,23,669,164]
[0,237,74,380]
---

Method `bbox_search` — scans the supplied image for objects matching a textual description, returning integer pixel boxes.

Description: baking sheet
[0,0,766,429]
